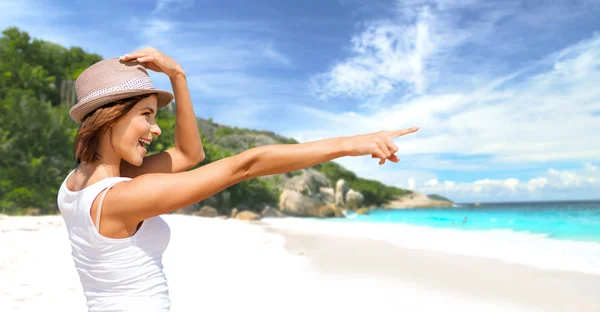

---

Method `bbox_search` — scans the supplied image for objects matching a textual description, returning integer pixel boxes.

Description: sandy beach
[1,214,599,311]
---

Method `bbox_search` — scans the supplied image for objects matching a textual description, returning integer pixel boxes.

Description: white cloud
[585,162,599,172]
[548,168,583,187]
[474,178,520,192]
[311,5,437,98]
[296,34,600,164]
[425,178,438,187]
[408,178,416,190]
[527,177,548,192]
[415,164,600,202]
[311,0,510,99]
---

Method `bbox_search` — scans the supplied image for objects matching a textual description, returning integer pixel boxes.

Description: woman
[57,47,418,311]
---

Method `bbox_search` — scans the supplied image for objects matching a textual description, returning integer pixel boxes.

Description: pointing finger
[389,126,419,138]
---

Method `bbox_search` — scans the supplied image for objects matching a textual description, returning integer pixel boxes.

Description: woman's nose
[151,124,162,136]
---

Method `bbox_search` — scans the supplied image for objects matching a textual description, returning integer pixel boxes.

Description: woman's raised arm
[103,127,419,225]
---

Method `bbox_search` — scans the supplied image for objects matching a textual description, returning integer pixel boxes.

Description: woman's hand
[344,126,419,165]
[120,47,185,78]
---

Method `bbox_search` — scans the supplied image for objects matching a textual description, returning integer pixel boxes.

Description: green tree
[0,90,78,214]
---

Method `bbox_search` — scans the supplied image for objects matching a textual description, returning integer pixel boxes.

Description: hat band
[79,76,155,102]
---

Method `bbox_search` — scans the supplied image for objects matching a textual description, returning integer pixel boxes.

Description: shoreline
[265,226,600,311]
[263,217,600,276]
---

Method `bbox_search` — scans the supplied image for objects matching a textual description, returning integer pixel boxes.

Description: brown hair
[74,94,153,164]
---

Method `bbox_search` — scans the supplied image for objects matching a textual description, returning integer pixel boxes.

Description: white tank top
[57,169,171,311]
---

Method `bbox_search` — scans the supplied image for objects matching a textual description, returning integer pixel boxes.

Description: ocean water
[341,200,600,243]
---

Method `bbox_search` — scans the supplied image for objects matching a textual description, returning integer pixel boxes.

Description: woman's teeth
[139,139,151,147]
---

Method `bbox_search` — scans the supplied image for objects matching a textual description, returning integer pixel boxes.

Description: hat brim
[70,89,174,124]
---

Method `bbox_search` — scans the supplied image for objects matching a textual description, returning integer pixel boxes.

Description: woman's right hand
[343,126,419,165]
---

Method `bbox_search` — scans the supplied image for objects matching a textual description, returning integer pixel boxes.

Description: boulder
[345,189,364,209]
[279,189,324,217]
[261,205,286,218]
[318,204,344,218]
[319,187,335,203]
[192,206,219,217]
[356,208,370,215]
[235,210,261,221]
[284,168,331,198]
[335,179,349,206]
[230,208,239,218]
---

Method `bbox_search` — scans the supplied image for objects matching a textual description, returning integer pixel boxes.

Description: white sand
[1,215,599,311]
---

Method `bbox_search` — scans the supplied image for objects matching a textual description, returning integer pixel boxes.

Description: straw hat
[70,57,174,123]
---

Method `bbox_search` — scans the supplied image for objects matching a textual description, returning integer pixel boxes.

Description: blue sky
[2,0,600,203]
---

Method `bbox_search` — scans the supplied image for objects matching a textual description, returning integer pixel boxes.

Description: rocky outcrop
[261,205,286,218]
[335,180,349,206]
[192,206,219,217]
[318,204,344,218]
[279,189,325,217]
[285,168,331,197]
[278,169,364,217]
[383,192,453,209]
[345,189,364,209]
[235,210,261,221]
[356,208,370,215]
[175,169,368,219]
[319,187,335,204]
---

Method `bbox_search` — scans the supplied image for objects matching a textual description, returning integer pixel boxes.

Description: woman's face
[110,94,161,166]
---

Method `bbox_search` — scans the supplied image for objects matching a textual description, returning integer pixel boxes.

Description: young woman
[57,47,418,311]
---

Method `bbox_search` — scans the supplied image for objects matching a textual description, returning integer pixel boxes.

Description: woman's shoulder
[64,168,131,195]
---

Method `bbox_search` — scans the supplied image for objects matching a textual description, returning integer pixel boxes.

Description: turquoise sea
[342,200,600,243]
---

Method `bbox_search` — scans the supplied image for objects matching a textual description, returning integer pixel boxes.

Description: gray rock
[318,204,344,218]
[284,168,331,199]
[279,189,324,217]
[335,179,349,206]
[261,206,286,218]
[192,206,219,217]
[235,210,261,221]
[345,189,364,209]
[319,187,335,203]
